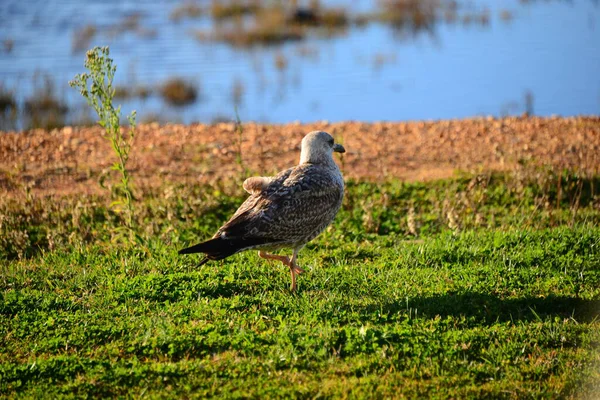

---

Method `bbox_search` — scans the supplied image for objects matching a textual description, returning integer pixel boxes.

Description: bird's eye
[328,139,334,146]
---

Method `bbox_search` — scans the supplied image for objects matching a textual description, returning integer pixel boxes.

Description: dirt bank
[1,116,599,197]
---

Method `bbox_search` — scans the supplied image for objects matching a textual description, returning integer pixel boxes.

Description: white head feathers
[299,131,345,165]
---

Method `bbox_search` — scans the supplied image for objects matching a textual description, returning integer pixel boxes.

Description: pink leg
[258,249,304,292]
[258,250,290,266]
[288,248,305,291]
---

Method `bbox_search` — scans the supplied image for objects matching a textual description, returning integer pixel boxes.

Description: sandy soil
[1,116,599,197]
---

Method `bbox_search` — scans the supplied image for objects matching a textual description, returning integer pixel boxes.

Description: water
[0,0,599,127]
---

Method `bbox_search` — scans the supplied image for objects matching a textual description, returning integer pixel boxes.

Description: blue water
[0,0,599,126]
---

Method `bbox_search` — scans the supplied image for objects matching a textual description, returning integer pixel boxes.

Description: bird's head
[299,131,345,165]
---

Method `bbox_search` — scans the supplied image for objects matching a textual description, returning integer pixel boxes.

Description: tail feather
[178,238,221,255]
[197,257,211,267]
[178,236,275,262]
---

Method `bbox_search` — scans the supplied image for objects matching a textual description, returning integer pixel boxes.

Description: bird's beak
[333,143,345,153]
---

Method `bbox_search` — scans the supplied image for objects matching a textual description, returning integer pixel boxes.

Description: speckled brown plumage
[179,130,346,291]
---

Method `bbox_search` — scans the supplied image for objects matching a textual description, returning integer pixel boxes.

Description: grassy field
[1,170,599,398]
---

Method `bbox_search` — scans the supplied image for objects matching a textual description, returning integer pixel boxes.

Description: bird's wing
[242,167,294,195]
[211,167,293,239]
[243,177,270,194]
[215,164,343,243]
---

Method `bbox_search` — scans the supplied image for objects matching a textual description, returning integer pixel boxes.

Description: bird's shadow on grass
[350,292,600,325]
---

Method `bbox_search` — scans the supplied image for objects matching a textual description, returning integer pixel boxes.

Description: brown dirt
[1,116,599,197]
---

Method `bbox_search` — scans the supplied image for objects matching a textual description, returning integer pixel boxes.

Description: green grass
[1,171,599,398]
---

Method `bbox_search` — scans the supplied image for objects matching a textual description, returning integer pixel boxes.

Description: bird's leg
[289,248,304,275]
[258,251,290,266]
[287,248,306,292]
[258,250,303,292]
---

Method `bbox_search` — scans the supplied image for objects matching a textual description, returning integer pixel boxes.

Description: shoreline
[1,115,599,197]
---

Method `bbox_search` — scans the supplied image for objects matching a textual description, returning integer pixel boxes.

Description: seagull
[179,130,346,291]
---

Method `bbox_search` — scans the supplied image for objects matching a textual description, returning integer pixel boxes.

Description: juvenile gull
[179,131,345,291]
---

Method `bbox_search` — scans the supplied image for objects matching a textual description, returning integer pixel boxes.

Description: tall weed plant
[69,46,137,238]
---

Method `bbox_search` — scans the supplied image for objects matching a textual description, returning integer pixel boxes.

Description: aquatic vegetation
[3,38,14,53]
[72,24,97,53]
[288,5,349,28]
[0,85,18,131]
[170,2,203,22]
[0,86,16,114]
[500,9,514,22]
[160,78,198,106]
[23,76,68,130]
[274,52,288,71]
[210,0,260,20]
[197,1,350,47]
[113,84,153,100]
[231,78,245,107]
[371,0,441,33]
[209,7,305,47]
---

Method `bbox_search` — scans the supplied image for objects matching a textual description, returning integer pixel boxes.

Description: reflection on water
[0,0,599,130]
